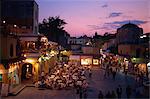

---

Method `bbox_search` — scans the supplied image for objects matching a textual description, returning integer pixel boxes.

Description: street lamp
[14,24,17,27]
[3,21,6,24]
[13,24,17,34]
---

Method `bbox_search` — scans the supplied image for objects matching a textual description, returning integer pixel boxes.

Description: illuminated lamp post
[13,24,17,34]
[2,20,7,35]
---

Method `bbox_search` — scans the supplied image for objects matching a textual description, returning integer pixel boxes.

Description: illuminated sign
[93,59,99,65]
[81,58,92,65]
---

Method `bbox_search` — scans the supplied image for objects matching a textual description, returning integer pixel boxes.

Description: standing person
[116,85,122,99]
[98,90,104,99]
[76,85,80,94]
[103,70,107,79]
[111,90,117,98]
[112,67,116,80]
[126,85,132,98]
[125,70,127,75]
[89,69,92,78]
[83,88,87,99]
[105,91,111,99]
[112,71,116,80]
[79,87,83,99]
[107,65,110,77]
[41,71,45,80]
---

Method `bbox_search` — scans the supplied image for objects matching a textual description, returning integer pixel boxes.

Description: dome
[121,23,139,29]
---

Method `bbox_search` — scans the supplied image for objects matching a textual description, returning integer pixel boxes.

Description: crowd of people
[101,54,121,80]
[35,61,88,90]
[34,52,148,98]
[101,53,148,84]
[97,85,134,99]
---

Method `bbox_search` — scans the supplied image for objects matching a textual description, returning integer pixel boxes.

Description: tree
[39,16,69,46]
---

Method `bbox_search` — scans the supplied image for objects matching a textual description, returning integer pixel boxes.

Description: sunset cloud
[106,20,148,26]
[108,12,122,18]
[101,4,108,8]
[88,20,148,32]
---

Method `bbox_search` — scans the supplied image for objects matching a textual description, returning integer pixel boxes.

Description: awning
[1,56,26,69]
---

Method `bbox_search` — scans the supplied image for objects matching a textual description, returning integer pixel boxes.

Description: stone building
[116,23,145,58]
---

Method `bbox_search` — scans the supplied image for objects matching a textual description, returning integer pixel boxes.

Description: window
[10,44,14,57]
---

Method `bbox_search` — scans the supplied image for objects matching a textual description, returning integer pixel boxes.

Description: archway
[21,63,33,81]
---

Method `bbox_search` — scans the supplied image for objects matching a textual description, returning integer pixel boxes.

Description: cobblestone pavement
[85,67,137,99]
[3,67,140,99]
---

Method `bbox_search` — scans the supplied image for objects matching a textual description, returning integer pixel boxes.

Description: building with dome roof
[116,23,145,58]
[116,23,143,44]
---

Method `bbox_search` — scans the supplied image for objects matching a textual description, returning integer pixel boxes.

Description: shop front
[93,59,99,66]
[134,63,147,77]
[0,63,20,86]
[69,55,80,62]
[8,64,20,86]
[0,64,7,94]
[80,56,93,69]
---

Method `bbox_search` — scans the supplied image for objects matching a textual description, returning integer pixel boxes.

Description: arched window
[10,44,14,57]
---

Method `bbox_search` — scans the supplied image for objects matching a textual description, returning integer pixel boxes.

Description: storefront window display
[8,65,20,86]
[138,64,147,75]
[81,58,92,65]
[93,59,99,65]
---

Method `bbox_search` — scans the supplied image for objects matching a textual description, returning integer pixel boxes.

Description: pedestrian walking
[79,87,83,99]
[76,85,80,94]
[116,85,122,99]
[98,90,104,99]
[112,71,116,80]
[83,89,87,99]
[126,85,132,98]
[103,70,107,79]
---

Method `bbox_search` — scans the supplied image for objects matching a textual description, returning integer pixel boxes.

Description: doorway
[21,63,33,81]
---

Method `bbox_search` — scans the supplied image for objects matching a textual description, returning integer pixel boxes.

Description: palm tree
[39,16,68,43]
